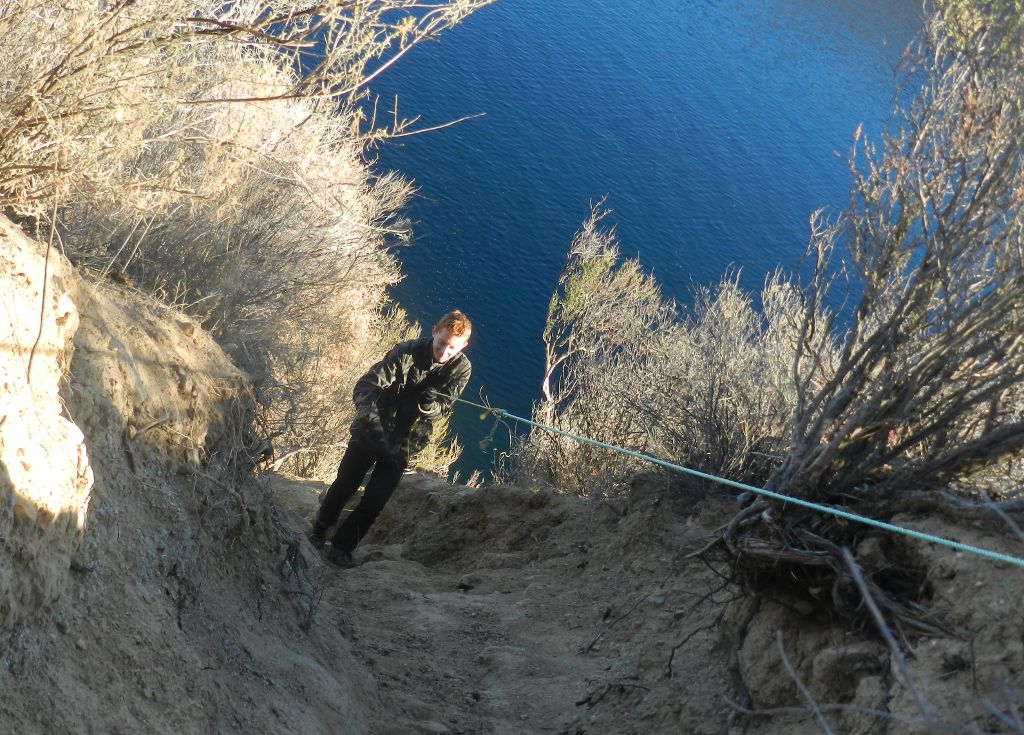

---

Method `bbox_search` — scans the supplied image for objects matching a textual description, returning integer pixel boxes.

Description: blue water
[369,0,923,477]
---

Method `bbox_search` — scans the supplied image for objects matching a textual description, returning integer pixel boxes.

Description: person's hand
[418,387,442,416]
[353,416,391,459]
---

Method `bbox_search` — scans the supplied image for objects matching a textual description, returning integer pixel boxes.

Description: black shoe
[326,546,361,569]
[307,517,331,548]
[307,522,331,548]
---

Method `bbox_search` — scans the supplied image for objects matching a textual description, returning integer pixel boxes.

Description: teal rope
[456,398,1024,569]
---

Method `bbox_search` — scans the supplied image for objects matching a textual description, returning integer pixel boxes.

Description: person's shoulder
[403,337,428,351]
[451,351,471,375]
[386,337,426,357]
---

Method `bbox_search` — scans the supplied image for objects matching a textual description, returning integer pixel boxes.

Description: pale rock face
[0,221,94,631]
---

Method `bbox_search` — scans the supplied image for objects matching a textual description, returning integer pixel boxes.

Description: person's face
[431,327,470,363]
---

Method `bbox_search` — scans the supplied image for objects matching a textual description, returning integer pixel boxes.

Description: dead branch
[777,630,835,735]
[665,614,722,679]
[720,596,761,735]
[197,471,250,534]
[843,548,936,725]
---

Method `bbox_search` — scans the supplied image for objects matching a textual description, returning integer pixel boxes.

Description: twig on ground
[197,471,250,532]
[664,575,731,677]
[135,415,169,436]
[270,499,324,631]
[665,617,720,679]
[842,548,935,726]
[777,629,834,735]
[580,567,678,654]
[574,679,650,709]
[720,596,761,735]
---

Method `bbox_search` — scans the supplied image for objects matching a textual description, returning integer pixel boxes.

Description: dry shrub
[0,0,490,476]
[643,272,835,484]
[712,1,1024,639]
[765,5,1024,502]
[505,207,826,496]
[507,208,670,495]
[410,412,465,480]
[0,1,491,216]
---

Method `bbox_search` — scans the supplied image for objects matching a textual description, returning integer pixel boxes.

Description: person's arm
[403,357,472,461]
[418,357,472,421]
[351,343,409,456]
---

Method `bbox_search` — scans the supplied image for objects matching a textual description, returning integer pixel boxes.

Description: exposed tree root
[712,494,952,640]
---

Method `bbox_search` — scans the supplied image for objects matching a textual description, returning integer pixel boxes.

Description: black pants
[315,441,407,553]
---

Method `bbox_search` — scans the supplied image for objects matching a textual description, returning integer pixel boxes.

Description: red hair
[434,310,472,337]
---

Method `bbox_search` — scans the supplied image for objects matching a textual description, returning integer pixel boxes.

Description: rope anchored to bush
[455,398,1024,570]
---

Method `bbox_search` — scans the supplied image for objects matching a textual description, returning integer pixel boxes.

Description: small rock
[75,638,87,651]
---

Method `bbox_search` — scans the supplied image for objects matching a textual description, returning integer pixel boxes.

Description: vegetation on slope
[0,0,490,478]
[512,0,1024,640]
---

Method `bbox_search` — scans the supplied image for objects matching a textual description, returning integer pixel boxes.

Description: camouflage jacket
[349,336,471,462]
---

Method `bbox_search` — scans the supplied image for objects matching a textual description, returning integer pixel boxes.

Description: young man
[310,310,472,568]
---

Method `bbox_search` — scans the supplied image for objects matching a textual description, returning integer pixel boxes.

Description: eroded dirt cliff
[0,219,92,631]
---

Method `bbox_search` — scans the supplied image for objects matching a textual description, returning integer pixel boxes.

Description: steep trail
[270,469,1024,735]
[270,473,736,735]
[5,212,1023,734]
[0,212,760,735]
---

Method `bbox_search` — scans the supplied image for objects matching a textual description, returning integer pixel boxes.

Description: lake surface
[369,0,923,477]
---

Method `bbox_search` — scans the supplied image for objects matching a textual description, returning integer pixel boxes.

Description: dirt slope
[0,218,92,631]
[2,215,1024,734]
[271,472,736,735]
[272,469,1024,735]
[0,214,731,735]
